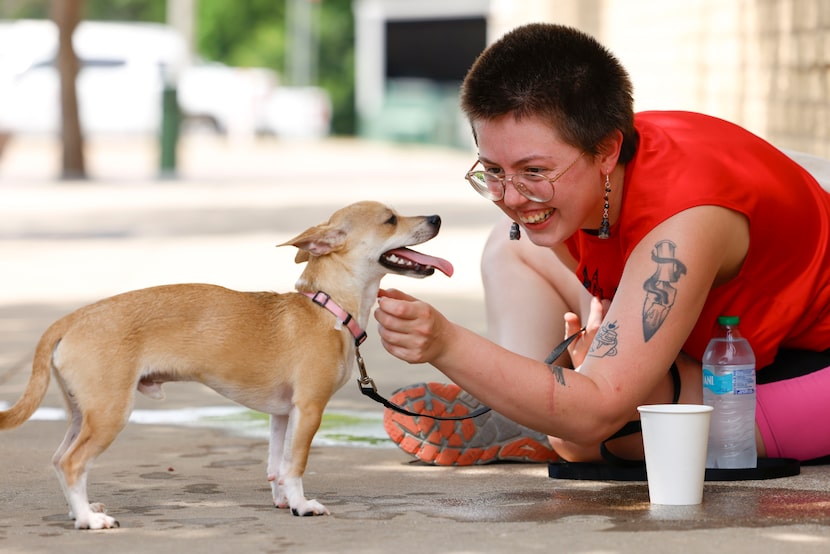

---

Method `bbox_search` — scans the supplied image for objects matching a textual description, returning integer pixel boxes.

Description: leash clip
[354,346,377,393]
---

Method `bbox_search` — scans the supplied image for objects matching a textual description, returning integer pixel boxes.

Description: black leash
[355,347,491,420]
[356,327,587,420]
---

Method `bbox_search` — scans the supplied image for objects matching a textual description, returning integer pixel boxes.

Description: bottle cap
[717,315,740,325]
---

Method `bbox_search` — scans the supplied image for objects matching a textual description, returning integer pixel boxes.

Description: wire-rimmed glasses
[465,152,584,202]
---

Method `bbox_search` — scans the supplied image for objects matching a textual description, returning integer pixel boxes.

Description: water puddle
[197,408,393,447]
[13,404,393,448]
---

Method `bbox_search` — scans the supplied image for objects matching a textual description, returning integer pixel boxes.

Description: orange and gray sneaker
[383,382,559,466]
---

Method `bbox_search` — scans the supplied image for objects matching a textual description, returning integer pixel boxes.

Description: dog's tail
[0,320,62,430]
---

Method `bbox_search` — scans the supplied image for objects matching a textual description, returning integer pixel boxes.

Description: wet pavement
[1,135,829,552]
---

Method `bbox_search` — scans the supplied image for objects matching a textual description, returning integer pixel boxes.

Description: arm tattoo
[548,364,567,386]
[641,240,687,342]
[588,320,619,358]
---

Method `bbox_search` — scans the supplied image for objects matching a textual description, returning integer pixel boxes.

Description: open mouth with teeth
[380,248,454,278]
[520,208,554,226]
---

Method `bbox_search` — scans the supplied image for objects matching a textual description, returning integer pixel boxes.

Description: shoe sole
[383,382,558,466]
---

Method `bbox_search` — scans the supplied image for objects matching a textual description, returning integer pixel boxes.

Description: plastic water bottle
[702,315,757,469]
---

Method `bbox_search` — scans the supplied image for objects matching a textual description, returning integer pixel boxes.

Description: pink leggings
[756,364,830,461]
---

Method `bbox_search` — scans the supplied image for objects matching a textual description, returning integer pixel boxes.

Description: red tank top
[565,111,830,367]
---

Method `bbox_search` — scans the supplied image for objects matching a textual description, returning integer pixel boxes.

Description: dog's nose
[427,215,441,229]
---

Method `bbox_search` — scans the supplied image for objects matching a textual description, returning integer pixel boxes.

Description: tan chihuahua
[0,201,453,529]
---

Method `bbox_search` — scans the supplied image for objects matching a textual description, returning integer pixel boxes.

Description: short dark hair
[460,23,637,163]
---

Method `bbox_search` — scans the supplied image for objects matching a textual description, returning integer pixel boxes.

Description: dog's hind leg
[280,403,329,516]
[267,414,289,508]
[53,392,131,530]
[56,419,125,529]
[51,386,83,521]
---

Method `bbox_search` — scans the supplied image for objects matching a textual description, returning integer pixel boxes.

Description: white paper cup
[637,404,713,505]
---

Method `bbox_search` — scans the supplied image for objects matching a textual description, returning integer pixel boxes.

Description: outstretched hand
[375,289,452,364]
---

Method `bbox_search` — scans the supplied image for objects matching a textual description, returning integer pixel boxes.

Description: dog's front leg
[280,404,329,516]
[267,414,289,508]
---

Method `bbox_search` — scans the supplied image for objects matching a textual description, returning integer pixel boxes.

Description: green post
[159,83,179,178]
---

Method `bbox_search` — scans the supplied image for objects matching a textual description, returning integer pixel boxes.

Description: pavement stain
[179,443,265,459]
[239,502,285,513]
[183,483,224,495]
[140,471,179,480]
[205,457,261,469]
[152,516,260,529]
[117,504,185,516]
[332,485,830,530]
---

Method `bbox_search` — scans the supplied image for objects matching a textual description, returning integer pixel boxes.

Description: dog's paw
[75,512,120,530]
[290,499,330,517]
[270,482,289,508]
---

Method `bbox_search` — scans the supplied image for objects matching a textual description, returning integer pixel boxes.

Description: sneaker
[383,382,559,466]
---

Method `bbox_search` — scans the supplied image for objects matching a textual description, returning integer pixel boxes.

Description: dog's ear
[278,224,347,263]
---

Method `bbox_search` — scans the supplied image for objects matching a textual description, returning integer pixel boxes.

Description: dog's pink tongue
[389,248,454,277]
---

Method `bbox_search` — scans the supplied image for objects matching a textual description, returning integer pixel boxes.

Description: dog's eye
[385,215,397,225]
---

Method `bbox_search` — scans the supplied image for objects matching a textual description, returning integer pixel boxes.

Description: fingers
[564,296,609,368]
[378,288,415,301]
[564,311,582,336]
[585,296,608,333]
[375,290,439,364]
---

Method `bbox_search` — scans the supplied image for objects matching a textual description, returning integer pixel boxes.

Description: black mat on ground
[548,457,801,482]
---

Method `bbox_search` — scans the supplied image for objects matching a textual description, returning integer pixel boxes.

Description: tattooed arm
[570,205,746,404]
[377,205,749,450]
[544,205,750,460]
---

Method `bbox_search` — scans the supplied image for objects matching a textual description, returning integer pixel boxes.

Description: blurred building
[354,0,830,157]
[354,0,488,149]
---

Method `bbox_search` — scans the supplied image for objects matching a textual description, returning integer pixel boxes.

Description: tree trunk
[52,0,86,180]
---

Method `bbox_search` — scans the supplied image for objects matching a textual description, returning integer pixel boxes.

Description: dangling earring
[598,173,611,240]
[509,222,521,240]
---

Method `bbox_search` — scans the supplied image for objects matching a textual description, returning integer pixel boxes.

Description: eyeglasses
[465,152,584,203]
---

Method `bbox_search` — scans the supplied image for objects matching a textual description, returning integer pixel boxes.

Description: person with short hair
[376,23,830,467]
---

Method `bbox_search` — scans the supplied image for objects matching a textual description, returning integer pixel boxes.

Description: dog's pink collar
[302,291,367,346]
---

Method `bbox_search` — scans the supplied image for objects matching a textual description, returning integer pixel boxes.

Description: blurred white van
[0,20,331,138]
[0,20,185,135]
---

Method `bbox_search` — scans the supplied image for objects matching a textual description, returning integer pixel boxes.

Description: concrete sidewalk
[1,136,829,553]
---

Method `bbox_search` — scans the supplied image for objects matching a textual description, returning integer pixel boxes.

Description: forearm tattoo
[641,240,687,342]
[548,364,568,386]
[588,320,619,358]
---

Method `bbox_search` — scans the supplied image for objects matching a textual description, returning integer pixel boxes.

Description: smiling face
[473,114,609,248]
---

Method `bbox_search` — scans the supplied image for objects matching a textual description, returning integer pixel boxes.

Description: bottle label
[732,367,756,395]
[703,365,755,395]
[703,369,732,394]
